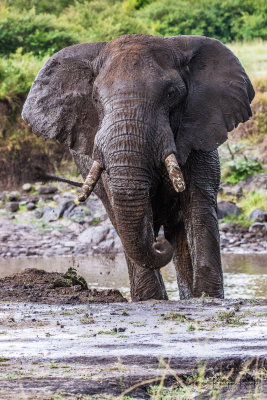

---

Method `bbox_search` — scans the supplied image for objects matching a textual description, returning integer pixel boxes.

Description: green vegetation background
[0,0,266,100]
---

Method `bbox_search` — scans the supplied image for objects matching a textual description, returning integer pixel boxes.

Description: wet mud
[0,268,126,304]
[0,299,266,399]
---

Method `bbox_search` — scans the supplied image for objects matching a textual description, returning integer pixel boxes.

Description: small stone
[78,226,109,245]
[22,183,32,192]
[6,202,19,212]
[38,186,57,195]
[64,241,76,247]
[26,202,36,211]
[55,200,75,219]
[220,222,235,233]
[34,209,43,219]
[0,193,6,202]
[249,208,267,223]
[42,206,58,222]
[249,223,267,235]
[9,192,20,202]
[27,196,39,204]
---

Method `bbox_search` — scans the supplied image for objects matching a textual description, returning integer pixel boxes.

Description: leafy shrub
[139,0,267,42]
[6,0,76,16]
[0,50,47,100]
[0,13,77,57]
[222,158,263,184]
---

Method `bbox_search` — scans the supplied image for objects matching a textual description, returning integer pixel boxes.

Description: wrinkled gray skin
[22,34,254,301]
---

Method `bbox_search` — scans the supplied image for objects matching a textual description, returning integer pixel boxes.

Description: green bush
[139,0,267,42]
[0,13,77,57]
[0,50,47,100]
[222,158,263,184]
[5,0,76,15]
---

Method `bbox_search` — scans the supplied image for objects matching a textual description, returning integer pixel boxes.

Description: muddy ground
[0,295,266,399]
[0,268,126,304]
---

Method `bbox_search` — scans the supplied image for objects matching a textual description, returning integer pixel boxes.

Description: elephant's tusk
[78,161,103,202]
[165,153,185,192]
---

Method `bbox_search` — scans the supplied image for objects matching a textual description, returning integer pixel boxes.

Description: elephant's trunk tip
[165,153,185,192]
[78,161,103,202]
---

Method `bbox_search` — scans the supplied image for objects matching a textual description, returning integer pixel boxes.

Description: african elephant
[22,34,254,301]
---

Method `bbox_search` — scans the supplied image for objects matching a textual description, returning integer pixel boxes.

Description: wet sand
[0,299,266,399]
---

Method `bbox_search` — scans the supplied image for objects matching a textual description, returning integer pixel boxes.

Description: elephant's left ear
[167,35,255,164]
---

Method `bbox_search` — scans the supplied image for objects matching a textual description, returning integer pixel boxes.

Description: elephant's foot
[125,254,168,301]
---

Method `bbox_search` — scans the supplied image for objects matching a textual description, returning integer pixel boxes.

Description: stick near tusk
[165,153,186,192]
[77,161,103,202]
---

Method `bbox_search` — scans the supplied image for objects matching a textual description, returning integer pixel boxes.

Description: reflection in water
[0,253,266,300]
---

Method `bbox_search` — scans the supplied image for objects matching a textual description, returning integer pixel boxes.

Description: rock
[26,202,36,211]
[0,193,6,202]
[55,200,75,219]
[64,241,77,248]
[65,205,91,224]
[66,222,84,234]
[78,226,109,245]
[220,237,230,245]
[219,222,235,233]
[249,208,267,223]
[27,196,39,204]
[239,173,267,192]
[106,227,118,240]
[64,204,77,217]
[34,209,43,219]
[9,191,20,202]
[220,183,243,197]
[249,223,267,235]
[6,202,19,212]
[217,201,241,219]
[42,206,58,222]
[22,183,32,192]
[38,186,57,195]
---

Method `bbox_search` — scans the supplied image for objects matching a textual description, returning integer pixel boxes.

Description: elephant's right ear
[22,42,106,157]
[167,36,255,165]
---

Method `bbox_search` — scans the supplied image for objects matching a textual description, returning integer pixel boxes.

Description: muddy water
[0,253,266,300]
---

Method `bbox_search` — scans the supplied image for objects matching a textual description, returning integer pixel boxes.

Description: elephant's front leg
[124,254,168,301]
[181,150,224,298]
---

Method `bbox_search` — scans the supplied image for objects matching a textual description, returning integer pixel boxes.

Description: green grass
[239,190,267,215]
[163,312,188,322]
[228,40,267,77]
[220,213,252,228]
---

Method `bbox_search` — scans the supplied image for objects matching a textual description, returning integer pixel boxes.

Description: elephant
[22,34,254,301]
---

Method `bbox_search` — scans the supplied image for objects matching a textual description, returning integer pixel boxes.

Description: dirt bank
[0,299,266,399]
[0,268,126,304]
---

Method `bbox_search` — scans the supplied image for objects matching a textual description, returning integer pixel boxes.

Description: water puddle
[0,253,266,300]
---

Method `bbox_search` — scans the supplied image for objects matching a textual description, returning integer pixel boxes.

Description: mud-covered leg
[181,150,224,298]
[172,222,194,299]
[125,254,168,301]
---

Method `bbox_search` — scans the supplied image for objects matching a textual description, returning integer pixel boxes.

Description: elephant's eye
[167,87,176,101]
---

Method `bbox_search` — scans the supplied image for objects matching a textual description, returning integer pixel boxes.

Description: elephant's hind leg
[125,254,168,301]
[172,222,194,299]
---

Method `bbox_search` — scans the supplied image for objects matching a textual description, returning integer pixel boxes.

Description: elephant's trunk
[111,175,173,269]
[100,109,174,269]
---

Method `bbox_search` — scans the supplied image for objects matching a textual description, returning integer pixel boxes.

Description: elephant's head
[22,34,254,269]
